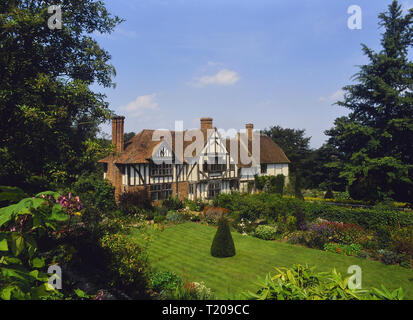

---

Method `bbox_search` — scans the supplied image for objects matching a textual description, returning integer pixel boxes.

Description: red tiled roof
[99,129,290,165]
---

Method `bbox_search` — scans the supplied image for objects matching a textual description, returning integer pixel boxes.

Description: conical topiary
[211,217,236,258]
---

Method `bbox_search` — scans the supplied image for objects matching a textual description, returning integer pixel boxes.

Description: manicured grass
[130,222,413,299]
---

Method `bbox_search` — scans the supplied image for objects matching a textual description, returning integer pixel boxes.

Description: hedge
[215,193,413,231]
[303,202,413,230]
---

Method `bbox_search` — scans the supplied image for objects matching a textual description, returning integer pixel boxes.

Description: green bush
[72,173,116,213]
[254,225,277,240]
[154,215,166,223]
[99,233,150,298]
[377,249,404,266]
[255,175,285,195]
[293,204,307,230]
[153,206,168,217]
[244,264,404,300]
[203,206,229,225]
[166,211,187,224]
[0,191,76,300]
[149,270,182,297]
[118,190,152,215]
[184,199,207,212]
[273,174,286,195]
[323,243,363,256]
[163,196,183,211]
[389,227,413,258]
[216,192,301,223]
[303,201,413,230]
[211,218,236,258]
[71,173,117,233]
[173,280,214,300]
[0,185,27,207]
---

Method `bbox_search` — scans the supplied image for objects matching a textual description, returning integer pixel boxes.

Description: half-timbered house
[99,117,290,201]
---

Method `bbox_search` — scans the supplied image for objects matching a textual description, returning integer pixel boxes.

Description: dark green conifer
[211,217,236,258]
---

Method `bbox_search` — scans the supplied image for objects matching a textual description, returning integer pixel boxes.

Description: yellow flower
[73,212,82,216]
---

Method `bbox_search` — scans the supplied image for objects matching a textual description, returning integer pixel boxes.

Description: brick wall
[174,181,189,201]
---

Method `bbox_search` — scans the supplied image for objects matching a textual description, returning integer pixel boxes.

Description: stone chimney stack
[112,116,125,153]
[246,123,254,140]
[200,117,213,130]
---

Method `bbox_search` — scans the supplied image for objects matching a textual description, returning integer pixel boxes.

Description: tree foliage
[326,1,413,202]
[263,126,311,177]
[0,1,122,191]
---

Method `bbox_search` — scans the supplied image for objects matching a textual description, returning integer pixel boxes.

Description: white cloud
[330,89,345,100]
[319,89,344,103]
[192,69,240,87]
[120,93,159,117]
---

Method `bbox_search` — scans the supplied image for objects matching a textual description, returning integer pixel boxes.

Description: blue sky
[93,0,413,148]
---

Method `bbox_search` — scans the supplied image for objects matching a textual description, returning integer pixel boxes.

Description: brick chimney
[112,116,125,153]
[200,117,213,130]
[246,123,254,140]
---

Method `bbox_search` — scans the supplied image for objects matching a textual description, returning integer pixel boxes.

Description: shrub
[145,210,155,220]
[254,225,277,240]
[184,199,206,212]
[149,270,182,296]
[377,249,403,266]
[320,221,366,245]
[118,190,152,215]
[286,231,306,245]
[357,250,369,259]
[304,222,336,249]
[211,218,236,258]
[234,218,255,235]
[166,211,186,224]
[373,225,392,249]
[203,206,229,225]
[154,215,166,224]
[244,264,404,300]
[323,243,363,256]
[72,173,116,214]
[153,206,168,217]
[173,280,214,300]
[389,227,413,258]
[293,204,307,231]
[255,175,285,195]
[216,193,413,232]
[0,185,27,207]
[0,191,77,300]
[303,201,413,230]
[99,233,150,298]
[163,196,183,211]
[189,212,201,222]
[71,173,116,233]
[400,259,411,269]
[273,174,286,195]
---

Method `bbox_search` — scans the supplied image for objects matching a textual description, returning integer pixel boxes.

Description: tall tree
[0,1,122,191]
[305,143,347,192]
[326,1,413,202]
[263,126,311,177]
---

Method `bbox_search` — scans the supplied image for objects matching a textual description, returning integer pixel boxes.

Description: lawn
[130,222,413,299]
